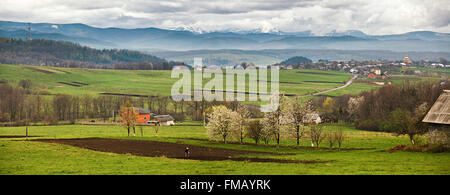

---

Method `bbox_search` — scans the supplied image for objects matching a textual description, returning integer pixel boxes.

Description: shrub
[18,79,32,89]
[387,144,450,153]
[428,130,449,145]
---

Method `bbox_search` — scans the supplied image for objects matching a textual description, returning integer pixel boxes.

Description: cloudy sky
[0,0,449,35]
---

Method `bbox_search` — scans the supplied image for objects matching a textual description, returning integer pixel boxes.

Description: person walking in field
[184,147,191,159]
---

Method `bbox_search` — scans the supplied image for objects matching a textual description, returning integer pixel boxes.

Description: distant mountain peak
[172,26,205,34]
[325,30,368,37]
[0,21,448,52]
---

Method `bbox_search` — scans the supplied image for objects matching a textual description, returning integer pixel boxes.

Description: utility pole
[26,23,32,40]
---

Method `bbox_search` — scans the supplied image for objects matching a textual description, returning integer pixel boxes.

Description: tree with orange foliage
[121,100,138,136]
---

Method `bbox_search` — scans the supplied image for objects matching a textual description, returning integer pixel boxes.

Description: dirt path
[35,138,328,164]
[300,75,357,97]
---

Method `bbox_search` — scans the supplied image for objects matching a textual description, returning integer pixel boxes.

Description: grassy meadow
[0,64,369,98]
[0,121,449,175]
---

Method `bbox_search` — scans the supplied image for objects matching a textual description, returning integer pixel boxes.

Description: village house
[133,107,152,124]
[370,68,381,75]
[153,115,175,126]
[303,113,322,124]
[132,107,175,126]
[367,72,377,79]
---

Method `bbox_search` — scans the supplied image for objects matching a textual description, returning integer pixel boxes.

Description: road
[300,75,358,97]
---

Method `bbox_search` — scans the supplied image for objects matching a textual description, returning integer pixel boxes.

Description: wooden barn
[422,90,450,127]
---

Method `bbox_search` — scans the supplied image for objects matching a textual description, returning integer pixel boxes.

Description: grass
[0,64,375,98]
[1,64,448,174]
[0,121,449,175]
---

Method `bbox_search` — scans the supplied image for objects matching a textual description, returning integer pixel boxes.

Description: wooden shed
[422,90,450,125]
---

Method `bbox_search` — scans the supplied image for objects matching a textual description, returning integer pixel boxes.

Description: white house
[153,115,175,126]
[303,113,322,124]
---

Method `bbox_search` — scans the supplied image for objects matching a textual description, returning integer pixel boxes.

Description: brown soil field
[171,137,372,151]
[25,67,55,74]
[35,138,328,164]
[58,82,81,87]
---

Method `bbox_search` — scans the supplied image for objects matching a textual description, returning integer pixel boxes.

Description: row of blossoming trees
[205,96,345,150]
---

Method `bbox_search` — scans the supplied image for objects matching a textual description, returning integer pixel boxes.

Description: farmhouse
[422,90,450,127]
[133,107,152,124]
[303,113,322,124]
[367,72,377,79]
[153,115,175,126]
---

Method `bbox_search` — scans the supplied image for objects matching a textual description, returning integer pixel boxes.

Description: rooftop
[422,90,450,125]
[132,107,151,114]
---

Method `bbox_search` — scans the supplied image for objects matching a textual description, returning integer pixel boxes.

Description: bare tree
[140,125,144,137]
[310,125,324,148]
[154,122,160,136]
[325,131,335,149]
[121,100,137,136]
[246,120,263,145]
[334,129,345,150]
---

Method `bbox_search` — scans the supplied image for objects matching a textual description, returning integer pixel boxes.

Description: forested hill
[0,38,180,69]
[280,56,313,65]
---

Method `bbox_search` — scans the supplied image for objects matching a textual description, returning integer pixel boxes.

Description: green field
[0,122,449,175]
[0,64,372,98]
[1,64,448,175]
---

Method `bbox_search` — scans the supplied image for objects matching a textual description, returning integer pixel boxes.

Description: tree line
[0,81,262,126]
[311,80,450,145]
[0,38,185,70]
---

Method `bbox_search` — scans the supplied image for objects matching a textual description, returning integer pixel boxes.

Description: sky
[0,0,449,35]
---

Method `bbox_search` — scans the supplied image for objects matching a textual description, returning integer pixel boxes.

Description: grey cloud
[0,0,448,34]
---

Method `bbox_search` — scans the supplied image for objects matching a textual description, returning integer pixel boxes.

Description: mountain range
[1,21,449,65]
[1,21,449,53]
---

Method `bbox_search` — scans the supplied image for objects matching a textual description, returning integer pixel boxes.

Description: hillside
[0,64,370,98]
[0,38,167,68]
